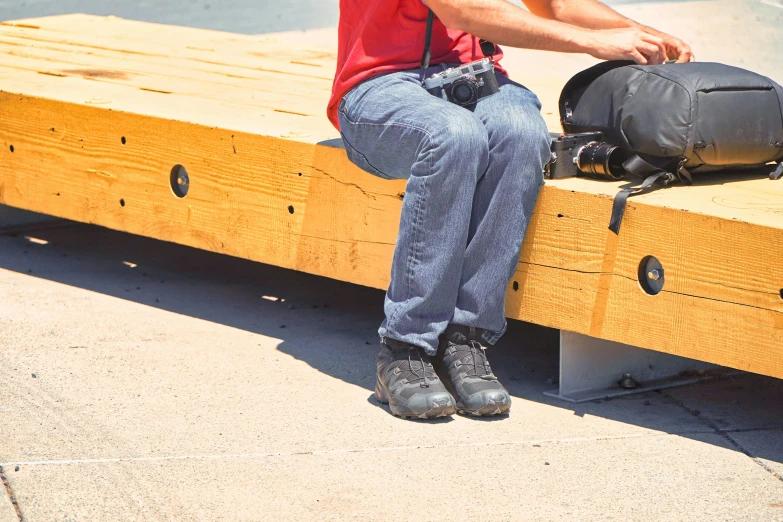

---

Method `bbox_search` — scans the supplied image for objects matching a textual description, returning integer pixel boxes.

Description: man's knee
[430,111,489,168]
[487,108,552,167]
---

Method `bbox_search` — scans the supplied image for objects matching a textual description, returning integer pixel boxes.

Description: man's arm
[526,0,694,62]
[425,0,690,64]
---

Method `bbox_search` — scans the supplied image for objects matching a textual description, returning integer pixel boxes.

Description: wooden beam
[1,15,782,379]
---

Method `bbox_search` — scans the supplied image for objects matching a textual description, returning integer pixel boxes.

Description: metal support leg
[544,331,726,403]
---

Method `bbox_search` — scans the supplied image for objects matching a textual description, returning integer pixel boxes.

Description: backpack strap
[611,159,783,233]
[608,155,676,234]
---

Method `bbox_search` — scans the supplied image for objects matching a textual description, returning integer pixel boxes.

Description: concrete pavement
[0,224,782,520]
[2,0,783,519]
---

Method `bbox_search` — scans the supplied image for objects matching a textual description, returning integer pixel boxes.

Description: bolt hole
[120,199,126,207]
[298,172,302,177]
[169,165,190,198]
[121,136,126,145]
[512,281,519,291]
[9,145,14,153]
[288,205,295,214]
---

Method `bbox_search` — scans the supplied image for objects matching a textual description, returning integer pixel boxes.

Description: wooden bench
[1,14,781,390]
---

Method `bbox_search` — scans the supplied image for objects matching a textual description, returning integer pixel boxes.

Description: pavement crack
[661,390,783,483]
[0,466,25,521]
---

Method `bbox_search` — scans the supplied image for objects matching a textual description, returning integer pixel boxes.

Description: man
[328,0,692,419]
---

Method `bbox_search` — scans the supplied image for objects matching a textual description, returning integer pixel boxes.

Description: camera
[424,58,500,107]
[546,132,629,181]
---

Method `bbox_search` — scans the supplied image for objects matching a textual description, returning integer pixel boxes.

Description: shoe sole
[375,381,456,420]
[456,395,511,417]
[457,402,511,417]
[432,359,511,418]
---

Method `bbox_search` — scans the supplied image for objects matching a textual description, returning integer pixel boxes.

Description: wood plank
[0,16,338,79]
[0,66,334,142]
[0,49,329,115]
[0,13,567,138]
[1,15,782,380]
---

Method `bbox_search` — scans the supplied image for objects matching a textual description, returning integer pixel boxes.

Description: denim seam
[482,322,505,345]
[339,131,391,179]
[337,112,435,141]
[410,176,428,313]
[386,135,432,333]
[412,160,431,322]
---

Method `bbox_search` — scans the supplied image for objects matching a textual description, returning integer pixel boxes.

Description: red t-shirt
[327,0,506,130]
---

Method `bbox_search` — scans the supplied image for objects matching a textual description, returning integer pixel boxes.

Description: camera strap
[420,9,435,72]
[420,8,496,83]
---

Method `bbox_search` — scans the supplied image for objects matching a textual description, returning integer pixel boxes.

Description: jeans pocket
[338,84,360,115]
[340,132,392,179]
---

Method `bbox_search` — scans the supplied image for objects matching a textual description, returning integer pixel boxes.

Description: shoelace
[449,338,496,379]
[469,340,492,378]
[382,338,436,388]
[407,346,430,388]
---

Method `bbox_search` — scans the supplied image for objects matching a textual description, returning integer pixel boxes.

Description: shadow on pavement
[1,222,781,463]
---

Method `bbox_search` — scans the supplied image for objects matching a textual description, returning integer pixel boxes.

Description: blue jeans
[338,64,551,355]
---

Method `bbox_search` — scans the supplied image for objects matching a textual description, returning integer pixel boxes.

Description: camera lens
[576,142,629,181]
[449,78,479,106]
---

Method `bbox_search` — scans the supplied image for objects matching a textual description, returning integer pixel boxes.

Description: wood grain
[1,15,782,379]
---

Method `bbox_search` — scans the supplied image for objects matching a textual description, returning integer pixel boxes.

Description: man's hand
[589,28,667,65]
[522,0,695,63]
[642,28,694,63]
[425,0,695,65]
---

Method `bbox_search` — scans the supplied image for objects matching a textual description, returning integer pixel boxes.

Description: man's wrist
[569,27,600,55]
[634,22,662,37]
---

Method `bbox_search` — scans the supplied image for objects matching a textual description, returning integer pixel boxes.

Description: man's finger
[630,50,648,65]
[641,35,667,62]
[637,41,658,56]
[676,48,694,63]
[640,33,665,48]
[637,41,663,64]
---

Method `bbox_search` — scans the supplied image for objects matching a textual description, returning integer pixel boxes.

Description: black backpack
[559,61,783,233]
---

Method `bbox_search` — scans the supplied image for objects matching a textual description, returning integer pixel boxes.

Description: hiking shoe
[433,325,511,417]
[375,337,456,420]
